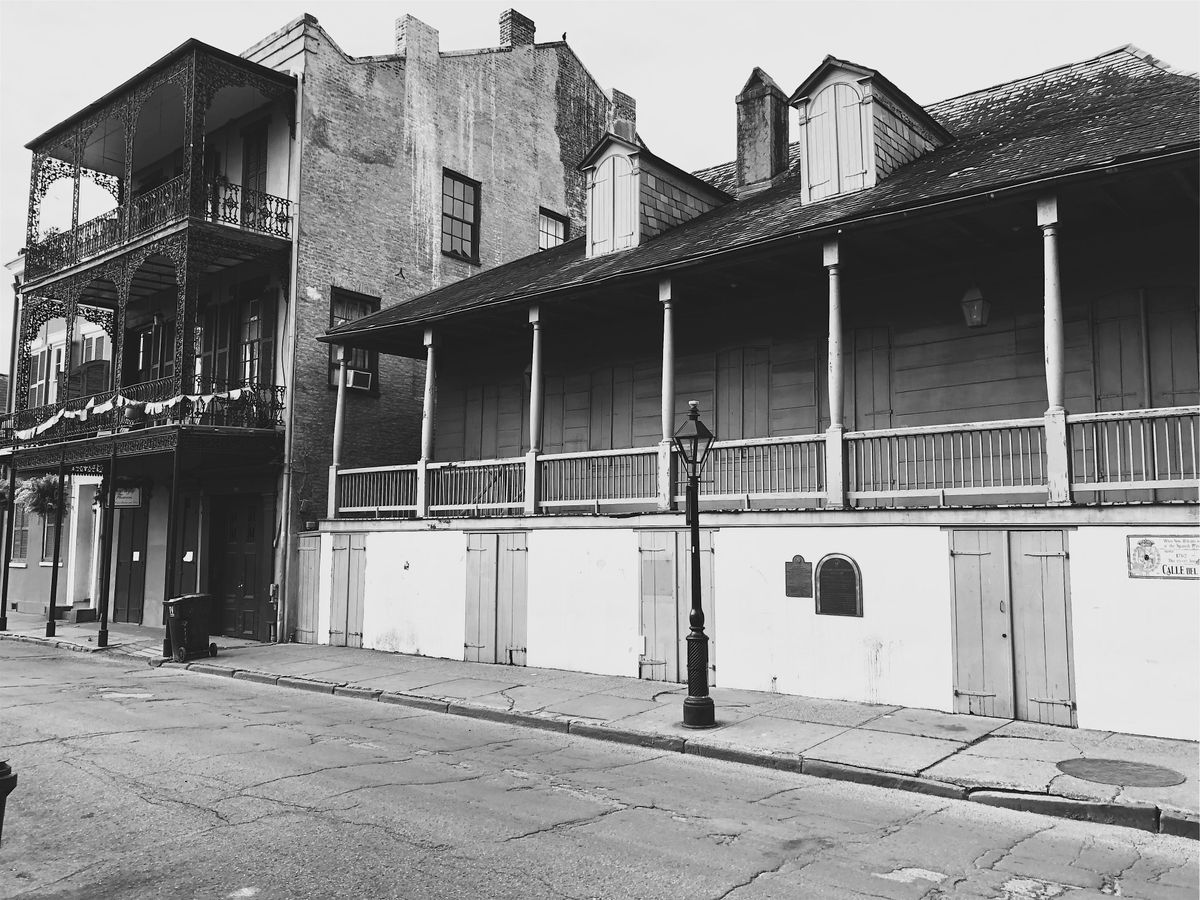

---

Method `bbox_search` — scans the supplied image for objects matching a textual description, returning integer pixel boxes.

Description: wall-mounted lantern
[960,286,990,328]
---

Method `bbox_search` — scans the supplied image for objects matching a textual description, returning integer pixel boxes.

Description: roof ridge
[926,44,1186,111]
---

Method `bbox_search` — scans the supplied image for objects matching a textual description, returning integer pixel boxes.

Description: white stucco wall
[360,531,466,660]
[715,526,953,710]
[526,529,642,676]
[1069,525,1199,740]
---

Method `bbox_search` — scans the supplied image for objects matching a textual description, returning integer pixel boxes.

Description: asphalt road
[1,642,1196,900]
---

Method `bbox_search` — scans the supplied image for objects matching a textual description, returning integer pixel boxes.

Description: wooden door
[950,530,1075,725]
[464,532,528,665]
[1009,531,1076,726]
[215,495,262,639]
[950,530,1013,718]
[329,533,366,647]
[496,532,528,666]
[294,532,321,644]
[465,533,498,663]
[638,530,717,684]
[113,506,148,624]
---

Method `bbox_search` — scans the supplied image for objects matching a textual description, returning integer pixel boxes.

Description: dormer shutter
[806,82,866,201]
[588,155,636,257]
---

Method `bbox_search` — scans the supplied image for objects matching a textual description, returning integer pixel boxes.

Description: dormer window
[587,154,636,257]
[806,83,867,201]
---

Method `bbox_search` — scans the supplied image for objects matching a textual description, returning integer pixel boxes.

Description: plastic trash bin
[163,594,218,663]
[0,761,15,847]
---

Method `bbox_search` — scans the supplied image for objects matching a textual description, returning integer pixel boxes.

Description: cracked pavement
[1,642,1196,900]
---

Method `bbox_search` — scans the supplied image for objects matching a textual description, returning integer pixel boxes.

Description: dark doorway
[211,494,265,639]
[113,506,148,623]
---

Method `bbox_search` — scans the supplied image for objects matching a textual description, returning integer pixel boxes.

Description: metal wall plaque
[785,555,813,598]
[1127,534,1199,580]
[815,554,862,617]
[113,485,142,508]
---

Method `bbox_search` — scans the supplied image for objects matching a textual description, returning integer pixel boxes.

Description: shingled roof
[325,46,1198,346]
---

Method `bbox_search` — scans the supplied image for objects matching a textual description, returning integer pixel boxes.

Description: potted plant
[17,475,69,518]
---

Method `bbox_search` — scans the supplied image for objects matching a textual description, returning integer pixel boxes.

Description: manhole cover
[1056,757,1186,787]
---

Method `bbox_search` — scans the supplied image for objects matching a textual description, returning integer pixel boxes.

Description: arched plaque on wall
[815,554,862,617]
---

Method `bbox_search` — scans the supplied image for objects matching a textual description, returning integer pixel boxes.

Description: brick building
[1,9,623,644]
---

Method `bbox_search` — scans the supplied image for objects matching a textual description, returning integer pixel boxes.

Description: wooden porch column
[657,278,676,511]
[1039,195,1071,504]
[0,461,15,632]
[524,308,543,516]
[327,345,348,519]
[416,328,437,518]
[824,240,847,508]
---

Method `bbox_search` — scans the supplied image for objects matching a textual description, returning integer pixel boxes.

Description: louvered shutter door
[835,84,867,192]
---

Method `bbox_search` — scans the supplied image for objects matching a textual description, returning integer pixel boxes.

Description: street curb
[277,676,339,694]
[448,702,571,734]
[379,693,449,713]
[334,685,382,701]
[234,670,280,686]
[803,759,967,800]
[968,789,1160,833]
[568,722,686,753]
[188,663,238,678]
[1159,809,1200,839]
[0,632,104,653]
[685,741,802,772]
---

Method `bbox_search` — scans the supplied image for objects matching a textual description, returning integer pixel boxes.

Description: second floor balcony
[22,39,295,283]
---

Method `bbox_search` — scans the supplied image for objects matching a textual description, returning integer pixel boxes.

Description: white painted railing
[337,465,419,515]
[675,434,826,502]
[540,447,658,507]
[846,419,1047,502]
[1069,406,1198,491]
[427,457,526,513]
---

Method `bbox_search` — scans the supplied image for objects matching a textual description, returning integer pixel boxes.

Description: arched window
[806,83,866,201]
[815,553,863,617]
[588,155,635,256]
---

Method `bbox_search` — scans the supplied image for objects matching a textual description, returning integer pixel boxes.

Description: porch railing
[540,447,658,507]
[427,458,526,514]
[339,465,420,515]
[675,435,826,503]
[331,407,1198,518]
[130,175,189,238]
[1069,407,1198,491]
[847,419,1047,503]
[205,182,293,238]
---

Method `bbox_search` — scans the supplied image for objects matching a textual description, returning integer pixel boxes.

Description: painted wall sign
[1127,534,1200,580]
[114,486,143,508]
[784,555,813,598]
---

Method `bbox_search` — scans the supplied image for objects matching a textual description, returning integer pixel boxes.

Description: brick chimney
[395,14,439,60]
[499,9,535,47]
[736,68,789,194]
[611,88,636,142]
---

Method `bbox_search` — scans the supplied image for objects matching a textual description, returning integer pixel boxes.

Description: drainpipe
[276,67,305,644]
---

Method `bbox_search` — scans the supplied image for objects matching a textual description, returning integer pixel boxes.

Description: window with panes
[328,288,380,391]
[10,506,28,561]
[441,170,481,263]
[538,209,569,250]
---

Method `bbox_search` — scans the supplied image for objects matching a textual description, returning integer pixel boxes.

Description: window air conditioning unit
[345,369,373,391]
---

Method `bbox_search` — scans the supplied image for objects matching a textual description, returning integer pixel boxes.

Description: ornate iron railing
[541,447,658,508]
[846,419,1047,504]
[204,181,293,238]
[24,230,73,279]
[338,465,420,515]
[1069,407,1198,492]
[427,458,526,514]
[130,175,188,237]
[76,209,123,260]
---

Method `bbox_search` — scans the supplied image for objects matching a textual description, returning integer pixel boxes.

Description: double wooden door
[212,495,266,640]
[950,530,1076,726]
[329,533,366,647]
[465,532,527,666]
[113,506,148,624]
[638,530,716,684]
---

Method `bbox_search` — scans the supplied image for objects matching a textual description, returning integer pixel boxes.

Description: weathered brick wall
[639,161,722,240]
[245,15,614,522]
[872,96,938,180]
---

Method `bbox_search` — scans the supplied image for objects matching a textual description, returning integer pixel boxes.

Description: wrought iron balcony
[1,377,285,449]
[24,179,292,280]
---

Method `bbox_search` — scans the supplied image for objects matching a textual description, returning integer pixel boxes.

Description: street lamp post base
[45,620,55,638]
[682,695,717,729]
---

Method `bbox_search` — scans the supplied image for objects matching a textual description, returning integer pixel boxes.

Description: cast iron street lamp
[674,400,717,729]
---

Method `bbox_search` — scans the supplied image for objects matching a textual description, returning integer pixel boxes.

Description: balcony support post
[525,308,543,516]
[824,240,847,509]
[658,279,677,511]
[1039,196,1072,505]
[327,346,348,519]
[0,462,16,632]
[416,329,437,517]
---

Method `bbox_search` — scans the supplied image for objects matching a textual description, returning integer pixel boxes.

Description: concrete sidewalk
[3,610,1196,839]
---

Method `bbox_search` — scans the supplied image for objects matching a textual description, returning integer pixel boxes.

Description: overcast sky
[1,0,1197,372]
